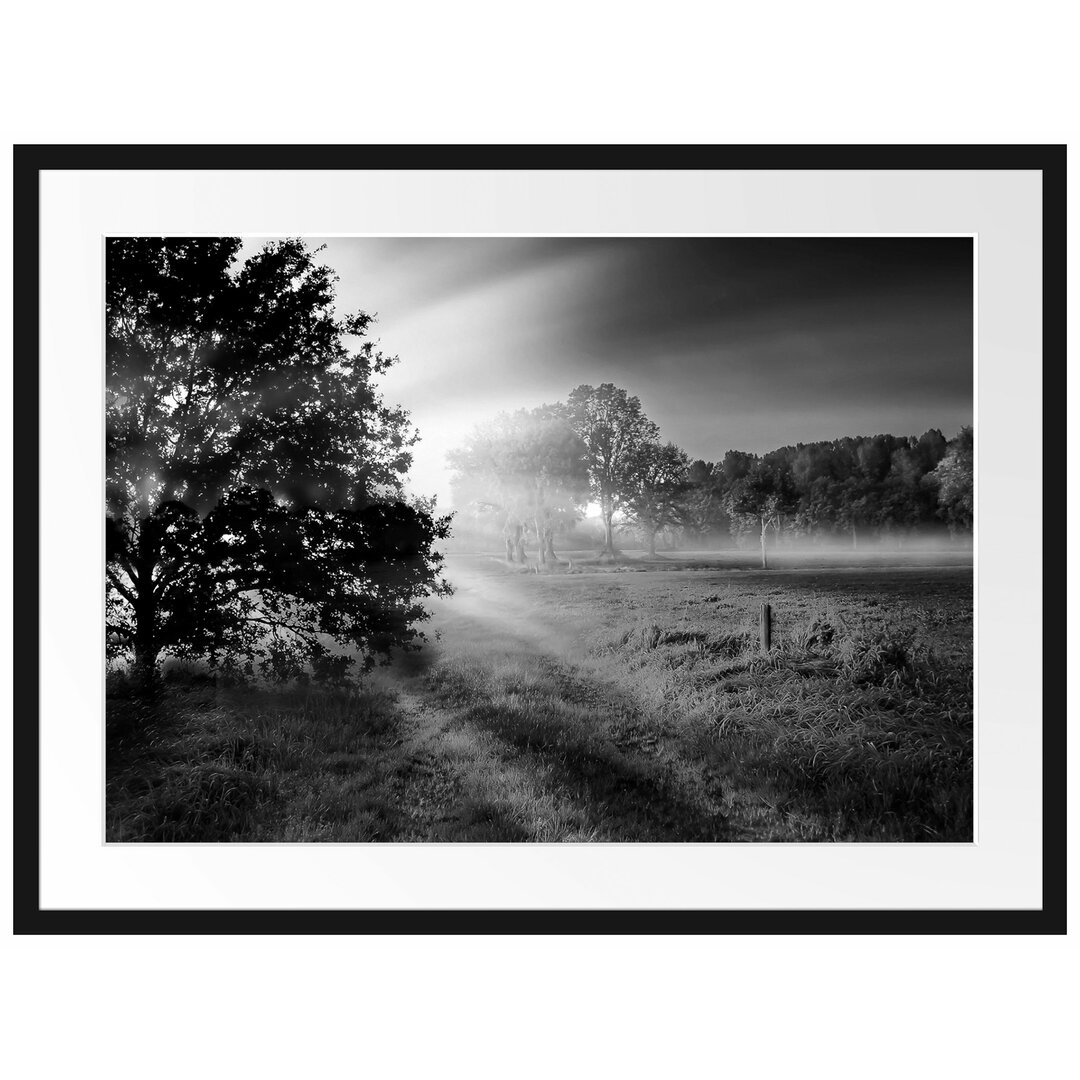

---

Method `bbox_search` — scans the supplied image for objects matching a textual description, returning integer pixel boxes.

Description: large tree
[448,405,588,565]
[566,383,660,557]
[624,441,690,556]
[106,237,450,688]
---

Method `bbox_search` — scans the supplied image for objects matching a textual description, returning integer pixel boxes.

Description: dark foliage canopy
[106,237,450,683]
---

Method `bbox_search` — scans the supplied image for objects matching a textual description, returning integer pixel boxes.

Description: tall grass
[107,675,406,841]
[586,599,973,839]
[107,567,974,842]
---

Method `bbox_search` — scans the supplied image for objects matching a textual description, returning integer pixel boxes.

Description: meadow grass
[106,676,410,841]
[106,558,973,842]
[531,567,973,840]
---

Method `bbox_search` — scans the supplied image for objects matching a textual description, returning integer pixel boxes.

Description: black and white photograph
[7,2,1072,1072]
[105,234,974,843]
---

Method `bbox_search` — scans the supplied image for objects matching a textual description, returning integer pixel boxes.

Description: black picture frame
[12,143,1066,935]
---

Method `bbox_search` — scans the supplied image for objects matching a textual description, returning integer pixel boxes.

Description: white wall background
[2,3,1076,1079]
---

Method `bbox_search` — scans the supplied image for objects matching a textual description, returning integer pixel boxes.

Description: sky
[244,237,974,507]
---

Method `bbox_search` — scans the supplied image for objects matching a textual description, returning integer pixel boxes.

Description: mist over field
[106,236,974,843]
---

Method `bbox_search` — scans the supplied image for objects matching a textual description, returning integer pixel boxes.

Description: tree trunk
[545,531,557,562]
[535,518,546,564]
[851,523,858,549]
[759,517,769,569]
[647,527,657,558]
[602,505,615,556]
[132,584,159,695]
[133,640,160,696]
[506,521,525,562]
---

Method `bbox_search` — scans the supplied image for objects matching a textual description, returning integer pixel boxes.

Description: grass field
[106,550,973,842]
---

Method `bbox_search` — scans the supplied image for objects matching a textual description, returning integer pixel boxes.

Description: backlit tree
[106,237,450,689]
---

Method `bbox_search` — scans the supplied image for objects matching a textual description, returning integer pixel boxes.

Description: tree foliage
[447,405,589,563]
[719,432,954,548]
[623,442,690,556]
[566,383,661,555]
[928,426,974,533]
[106,237,450,685]
[723,461,797,567]
[448,380,971,559]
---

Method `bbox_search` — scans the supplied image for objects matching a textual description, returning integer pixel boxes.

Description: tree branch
[106,567,138,606]
[242,613,324,643]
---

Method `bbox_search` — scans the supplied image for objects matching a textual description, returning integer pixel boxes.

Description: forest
[448,384,974,566]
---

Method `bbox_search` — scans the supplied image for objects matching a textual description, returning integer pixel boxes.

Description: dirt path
[352,554,973,841]
[366,557,735,841]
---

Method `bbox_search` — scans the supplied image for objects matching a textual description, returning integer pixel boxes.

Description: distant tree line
[449,383,973,567]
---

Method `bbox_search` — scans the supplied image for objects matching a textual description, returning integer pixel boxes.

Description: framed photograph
[13,145,1065,933]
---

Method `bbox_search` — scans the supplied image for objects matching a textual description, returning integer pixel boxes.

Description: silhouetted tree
[624,442,690,556]
[679,459,727,546]
[718,449,756,487]
[566,384,660,557]
[106,237,450,690]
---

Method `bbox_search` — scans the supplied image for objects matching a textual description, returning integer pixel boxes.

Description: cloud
[254,236,973,502]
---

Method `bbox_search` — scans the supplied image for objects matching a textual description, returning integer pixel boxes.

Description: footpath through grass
[107,556,973,842]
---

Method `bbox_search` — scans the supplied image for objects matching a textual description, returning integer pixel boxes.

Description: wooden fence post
[759,603,772,653]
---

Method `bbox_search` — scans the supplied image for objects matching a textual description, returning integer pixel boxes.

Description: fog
[442,519,971,557]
